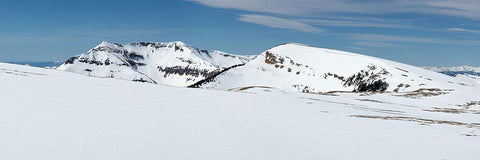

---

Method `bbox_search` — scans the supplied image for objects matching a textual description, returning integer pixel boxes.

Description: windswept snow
[1,62,480,160]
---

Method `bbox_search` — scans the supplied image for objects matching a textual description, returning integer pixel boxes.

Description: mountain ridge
[423,66,480,76]
[196,43,467,93]
[57,41,476,93]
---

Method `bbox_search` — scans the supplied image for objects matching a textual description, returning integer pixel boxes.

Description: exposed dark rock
[264,51,284,65]
[344,65,390,92]
[177,57,194,64]
[64,56,78,64]
[355,80,389,92]
[78,58,104,65]
[174,44,184,52]
[104,59,111,65]
[133,42,168,48]
[132,78,148,83]
[126,51,144,60]
[188,63,246,88]
[158,66,214,78]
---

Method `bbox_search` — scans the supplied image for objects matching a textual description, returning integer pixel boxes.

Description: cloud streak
[189,0,480,50]
[348,34,480,46]
[297,18,416,29]
[0,29,165,44]
[58,29,164,36]
[0,36,92,44]
[189,0,480,19]
[238,14,324,34]
[353,41,398,48]
[447,28,480,34]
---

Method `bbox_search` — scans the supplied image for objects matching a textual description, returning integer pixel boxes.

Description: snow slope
[198,43,472,93]
[57,41,249,86]
[1,62,480,160]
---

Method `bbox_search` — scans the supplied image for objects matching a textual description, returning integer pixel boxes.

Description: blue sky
[0,0,479,66]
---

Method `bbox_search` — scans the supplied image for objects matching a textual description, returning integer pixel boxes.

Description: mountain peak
[96,41,123,48]
[57,41,249,86]
[171,41,187,46]
[274,42,324,49]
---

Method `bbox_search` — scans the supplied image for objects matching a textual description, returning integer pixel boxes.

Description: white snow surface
[201,43,473,92]
[1,62,480,160]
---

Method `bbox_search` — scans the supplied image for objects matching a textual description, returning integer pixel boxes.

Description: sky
[0,0,479,66]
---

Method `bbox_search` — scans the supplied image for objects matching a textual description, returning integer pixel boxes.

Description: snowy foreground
[1,62,479,160]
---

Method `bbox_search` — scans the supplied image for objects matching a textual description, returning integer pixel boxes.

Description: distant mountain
[423,66,480,76]
[9,61,63,68]
[58,41,475,93]
[57,41,249,86]
[194,43,466,93]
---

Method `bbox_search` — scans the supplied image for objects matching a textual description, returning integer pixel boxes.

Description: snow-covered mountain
[57,41,249,86]
[423,66,480,76]
[195,43,469,93]
[1,62,479,160]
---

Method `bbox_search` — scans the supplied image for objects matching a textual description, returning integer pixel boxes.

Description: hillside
[196,43,472,93]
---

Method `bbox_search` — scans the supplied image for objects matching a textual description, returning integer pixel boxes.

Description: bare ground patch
[301,97,406,115]
[457,101,480,109]
[228,86,274,92]
[350,115,480,129]
[393,88,451,99]
[0,68,46,77]
[356,99,385,103]
[423,107,480,114]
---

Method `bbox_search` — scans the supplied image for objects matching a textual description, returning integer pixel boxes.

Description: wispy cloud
[188,0,478,35]
[353,41,398,48]
[238,14,324,34]
[58,29,164,36]
[348,34,480,45]
[425,0,480,19]
[189,0,480,20]
[0,36,92,44]
[447,28,480,34]
[297,18,415,29]
[189,0,480,50]
[0,29,165,44]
